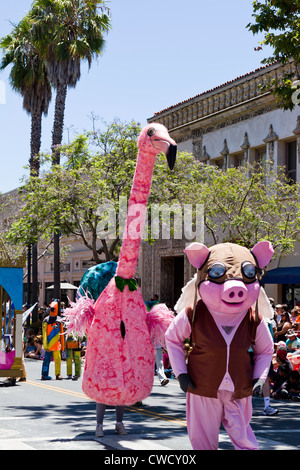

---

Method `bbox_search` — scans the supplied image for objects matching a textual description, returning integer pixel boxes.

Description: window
[233,154,244,168]
[255,148,266,166]
[287,141,297,183]
[214,158,225,170]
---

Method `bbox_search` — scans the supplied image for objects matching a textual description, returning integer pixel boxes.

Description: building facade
[147,61,300,307]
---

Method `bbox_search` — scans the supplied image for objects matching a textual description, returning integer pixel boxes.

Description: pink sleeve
[252,318,274,381]
[165,308,191,378]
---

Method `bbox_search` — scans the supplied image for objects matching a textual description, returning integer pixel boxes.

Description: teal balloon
[78,261,117,301]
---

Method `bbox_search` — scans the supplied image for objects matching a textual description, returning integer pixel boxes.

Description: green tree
[6,121,202,263]
[8,120,299,268]
[197,162,300,259]
[247,0,300,110]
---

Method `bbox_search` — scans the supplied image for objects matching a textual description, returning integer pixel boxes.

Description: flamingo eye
[147,128,156,136]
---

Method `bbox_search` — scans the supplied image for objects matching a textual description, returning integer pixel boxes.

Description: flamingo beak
[166,143,177,170]
[147,126,177,169]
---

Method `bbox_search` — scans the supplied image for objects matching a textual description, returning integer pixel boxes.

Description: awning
[262,267,300,284]
[46,282,78,290]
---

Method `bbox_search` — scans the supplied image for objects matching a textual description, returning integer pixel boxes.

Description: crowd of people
[267,300,300,405]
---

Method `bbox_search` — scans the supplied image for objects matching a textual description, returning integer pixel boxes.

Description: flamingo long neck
[116,146,156,279]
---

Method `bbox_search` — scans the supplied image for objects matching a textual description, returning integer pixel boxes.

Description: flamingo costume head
[137,123,177,170]
[74,123,177,406]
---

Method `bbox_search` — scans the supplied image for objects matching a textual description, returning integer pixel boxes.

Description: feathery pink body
[81,124,176,405]
[146,303,175,348]
[83,279,155,405]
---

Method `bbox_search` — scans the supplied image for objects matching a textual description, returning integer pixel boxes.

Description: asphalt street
[0,358,300,453]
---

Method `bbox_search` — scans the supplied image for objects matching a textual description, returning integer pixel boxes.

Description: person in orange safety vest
[41,300,64,380]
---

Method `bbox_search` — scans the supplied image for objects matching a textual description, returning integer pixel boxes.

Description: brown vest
[186,300,261,399]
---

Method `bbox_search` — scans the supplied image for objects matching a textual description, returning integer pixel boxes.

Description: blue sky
[0,0,270,193]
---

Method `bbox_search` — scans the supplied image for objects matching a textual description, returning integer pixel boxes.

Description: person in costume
[146,295,169,387]
[41,300,64,380]
[68,261,128,436]
[165,241,274,450]
[65,124,176,408]
[65,332,82,380]
[64,124,177,436]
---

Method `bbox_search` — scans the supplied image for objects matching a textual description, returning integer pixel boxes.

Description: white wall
[178,106,300,158]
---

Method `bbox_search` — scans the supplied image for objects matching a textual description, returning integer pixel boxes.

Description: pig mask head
[184,241,274,315]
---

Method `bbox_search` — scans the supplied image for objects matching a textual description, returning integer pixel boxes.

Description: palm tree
[29,0,110,300]
[0,17,52,319]
[0,17,52,175]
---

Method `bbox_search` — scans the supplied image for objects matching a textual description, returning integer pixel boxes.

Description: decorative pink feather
[65,292,95,337]
[146,303,175,348]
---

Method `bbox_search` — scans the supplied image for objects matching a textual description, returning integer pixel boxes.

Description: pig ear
[184,242,210,269]
[251,240,274,269]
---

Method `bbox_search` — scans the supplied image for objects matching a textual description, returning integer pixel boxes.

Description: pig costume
[165,241,274,450]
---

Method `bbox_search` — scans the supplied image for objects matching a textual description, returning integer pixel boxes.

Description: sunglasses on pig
[207,261,260,281]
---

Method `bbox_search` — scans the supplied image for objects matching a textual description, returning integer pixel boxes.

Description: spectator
[285,370,300,401]
[24,336,35,357]
[145,295,169,387]
[24,328,35,342]
[162,347,174,379]
[290,307,300,324]
[274,304,283,325]
[274,308,292,342]
[271,363,290,400]
[274,348,293,372]
[155,346,169,386]
[286,329,300,352]
[27,336,44,359]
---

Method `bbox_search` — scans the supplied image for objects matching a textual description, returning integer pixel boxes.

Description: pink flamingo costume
[68,124,176,406]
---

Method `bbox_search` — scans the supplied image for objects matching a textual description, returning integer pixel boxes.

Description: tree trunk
[52,81,68,304]
[52,81,67,164]
[53,232,61,301]
[31,243,39,322]
[30,110,42,176]
[26,244,31,328]
[30,110,43,321]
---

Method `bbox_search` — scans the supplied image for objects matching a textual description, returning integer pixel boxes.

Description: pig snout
[199,278,260,313]
[221,280,247,304]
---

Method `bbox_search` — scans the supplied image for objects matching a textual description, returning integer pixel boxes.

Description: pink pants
[186,390,258,450]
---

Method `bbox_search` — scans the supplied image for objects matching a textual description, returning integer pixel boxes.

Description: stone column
[241,132,250,165]
[263,124,278,165]
[221,139,229,170]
